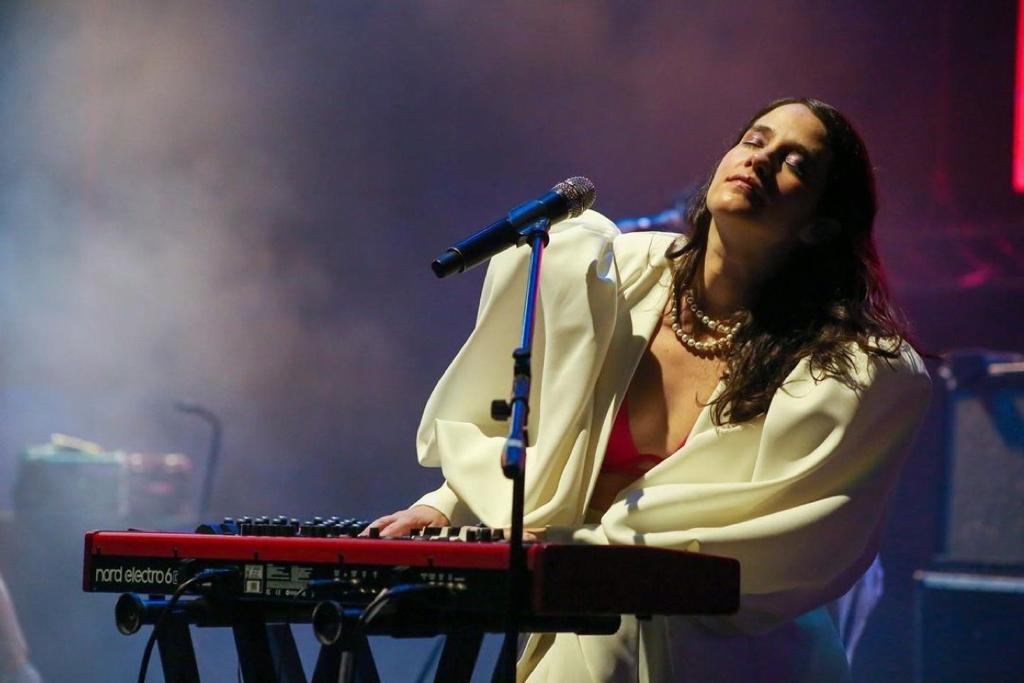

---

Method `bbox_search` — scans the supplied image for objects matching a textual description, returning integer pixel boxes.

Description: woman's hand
[503,527,548,543]
[362,505,450,538]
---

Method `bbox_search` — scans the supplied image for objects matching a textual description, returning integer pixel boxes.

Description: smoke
[0,2,1011,680]
[0,6,427,677]
[0,3,418,514]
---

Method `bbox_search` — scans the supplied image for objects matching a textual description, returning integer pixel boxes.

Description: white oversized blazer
[413,211,931,682]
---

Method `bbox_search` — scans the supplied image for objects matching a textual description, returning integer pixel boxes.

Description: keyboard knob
[491,399,512,421]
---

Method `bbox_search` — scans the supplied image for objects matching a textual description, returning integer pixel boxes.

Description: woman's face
[706,103,833,250]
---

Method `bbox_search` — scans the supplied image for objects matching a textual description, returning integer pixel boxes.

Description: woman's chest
[626,318,726,451]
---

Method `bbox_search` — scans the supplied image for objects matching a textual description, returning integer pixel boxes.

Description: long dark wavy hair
[668,97,911,425]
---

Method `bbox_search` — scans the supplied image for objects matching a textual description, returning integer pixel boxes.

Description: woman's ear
[799,218,841,245]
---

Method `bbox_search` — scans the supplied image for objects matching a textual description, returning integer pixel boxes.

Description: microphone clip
[515,218,551,248]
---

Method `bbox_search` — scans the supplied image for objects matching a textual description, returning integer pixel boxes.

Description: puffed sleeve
[412,480,476,527]
[412,211,629,527]
[549,344,931,633]
[409,240,523,525]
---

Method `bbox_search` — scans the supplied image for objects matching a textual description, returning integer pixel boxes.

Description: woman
[369,98,931,681]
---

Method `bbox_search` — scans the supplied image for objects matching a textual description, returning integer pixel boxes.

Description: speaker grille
[940,351,1024,566]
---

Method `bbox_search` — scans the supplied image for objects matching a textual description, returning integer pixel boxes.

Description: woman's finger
[498,527,546,542]
[379,520,413,538]
[359,514,398,536]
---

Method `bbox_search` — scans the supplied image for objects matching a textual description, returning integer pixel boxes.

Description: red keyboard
[83,529,740,616]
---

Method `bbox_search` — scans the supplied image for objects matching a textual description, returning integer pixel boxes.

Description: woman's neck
[697,220,791,318]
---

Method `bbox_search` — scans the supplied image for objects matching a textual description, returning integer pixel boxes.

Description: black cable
[351,584,451,681]
[357,587,396,627]
[357,583,448,628]
[135,568,236,683]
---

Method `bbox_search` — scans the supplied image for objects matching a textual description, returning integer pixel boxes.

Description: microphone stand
[175,402,223,522]
[489,218,549,683]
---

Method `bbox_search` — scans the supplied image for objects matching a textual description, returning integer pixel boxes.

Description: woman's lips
[726,176,764,202]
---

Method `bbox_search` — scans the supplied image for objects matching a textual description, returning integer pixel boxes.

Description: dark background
[0,2,1021,680]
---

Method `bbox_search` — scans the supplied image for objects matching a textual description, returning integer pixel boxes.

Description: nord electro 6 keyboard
[83,518,740,617]
[85,518,740,683]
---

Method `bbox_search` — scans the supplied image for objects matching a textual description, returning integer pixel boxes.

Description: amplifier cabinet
[938,351,1024,566]
[914,570,1024,683]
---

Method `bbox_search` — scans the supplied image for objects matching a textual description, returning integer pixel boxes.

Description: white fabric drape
[413,212,931,682]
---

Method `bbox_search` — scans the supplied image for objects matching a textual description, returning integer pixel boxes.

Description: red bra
[602,397,685,478]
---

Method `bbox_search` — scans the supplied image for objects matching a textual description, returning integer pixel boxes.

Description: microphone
[614,207,686,233]
[614,188,697,234]
[431,176,596,278]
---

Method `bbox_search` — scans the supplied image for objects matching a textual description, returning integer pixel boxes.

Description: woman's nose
[747,150,772,182]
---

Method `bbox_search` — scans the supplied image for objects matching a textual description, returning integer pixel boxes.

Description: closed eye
[741,132,766,147]
[785,152,806,176]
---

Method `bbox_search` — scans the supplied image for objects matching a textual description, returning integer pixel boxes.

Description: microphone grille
[553,176,597,218]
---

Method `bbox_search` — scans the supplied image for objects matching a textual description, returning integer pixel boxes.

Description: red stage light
[1015,0,1024,191]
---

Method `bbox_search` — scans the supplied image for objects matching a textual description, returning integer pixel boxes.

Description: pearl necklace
[669,282,743,355]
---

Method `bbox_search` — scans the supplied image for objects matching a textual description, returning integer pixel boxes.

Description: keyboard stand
[435,630,484,681]
[310,629,380,683]
[156,609,200,683]
[116,593,619,682]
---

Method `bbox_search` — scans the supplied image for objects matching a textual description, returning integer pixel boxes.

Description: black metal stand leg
[341,632,380,683]
[232,616,279,683]
[267,623,307,683]
[311,640,342,683]
[157,611,201,683]
[311,632,380,683]
[434,630,484,683]
[489,639,517,683]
